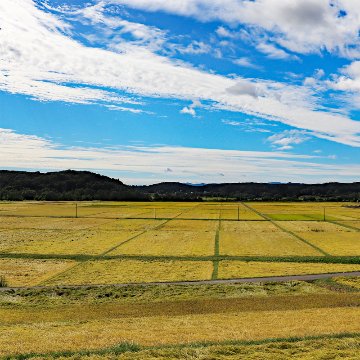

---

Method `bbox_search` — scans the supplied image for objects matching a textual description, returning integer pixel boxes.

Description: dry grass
[1,293,358,325]
[1,307,359,355]
[25,336,360,360]
[334,277,360,290]
[0,258,76,286]
[47,259,213,285]
[218,261,360,279]
[109,230,215,256]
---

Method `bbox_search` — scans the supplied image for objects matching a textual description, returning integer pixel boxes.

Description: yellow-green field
[0,280,359,358]
[0,201,359,287]
[0,201,359,359]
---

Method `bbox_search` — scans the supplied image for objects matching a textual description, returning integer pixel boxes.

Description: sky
[0,0,360,185]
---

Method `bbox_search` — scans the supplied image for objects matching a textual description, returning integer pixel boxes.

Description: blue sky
[0,0,360,184]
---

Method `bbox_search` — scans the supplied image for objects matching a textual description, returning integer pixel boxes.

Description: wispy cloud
[1,0,360,147]
[112,0,360,58]
[1,128,359,184]
[267,130,310,150]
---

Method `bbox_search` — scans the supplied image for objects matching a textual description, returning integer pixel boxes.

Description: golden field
[22,336,360,360]
[46,259,213,285]
[0,258,76,286]
[0,201,359,287]
[220,221,320,256]
[1,304,359,355]
[218,261,360,279]
[109,230,215,256]
[0,274,359,358]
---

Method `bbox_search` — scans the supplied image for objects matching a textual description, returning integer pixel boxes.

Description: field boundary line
[211,215,221,280]
[1,252,360,264]
[1,271,360,292]
[326,220,360,232]
[101,203,202,255]
[36,204,203,285]
[242,202,330,256]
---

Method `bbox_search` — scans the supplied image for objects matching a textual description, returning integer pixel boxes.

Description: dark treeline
[0,170,359,201]
[0,170,147,201]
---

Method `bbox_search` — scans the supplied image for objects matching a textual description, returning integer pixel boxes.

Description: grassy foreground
[4,333,360,360]
[0,278,359,358]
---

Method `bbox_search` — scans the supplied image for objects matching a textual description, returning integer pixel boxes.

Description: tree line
[0,170,359,201]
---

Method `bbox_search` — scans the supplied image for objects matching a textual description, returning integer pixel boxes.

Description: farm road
[1,271,359,292]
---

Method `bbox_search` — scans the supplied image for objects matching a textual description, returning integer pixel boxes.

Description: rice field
[47,259,213,286]
[0,201,359,287]
[218,261,360,279]
[0,262,359,359]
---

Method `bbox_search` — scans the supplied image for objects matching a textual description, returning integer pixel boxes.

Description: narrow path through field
[241,202,329,256]
[1,271,359,292]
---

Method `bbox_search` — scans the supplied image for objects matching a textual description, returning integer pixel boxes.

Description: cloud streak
[0,0,360,147]
[0,128,359,184]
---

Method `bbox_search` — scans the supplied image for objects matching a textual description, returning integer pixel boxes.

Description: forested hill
[0,170,146,201]
[0,170,359,201]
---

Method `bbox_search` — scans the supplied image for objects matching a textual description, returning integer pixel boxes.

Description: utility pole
[323,207,326,221]
[237,205,240,221]
[75,203,78,218]
[154,208,156,219]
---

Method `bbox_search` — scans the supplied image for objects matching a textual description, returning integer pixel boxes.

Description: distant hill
[0,170,359,201]
[0,170,146,201]
[139,181,360,201]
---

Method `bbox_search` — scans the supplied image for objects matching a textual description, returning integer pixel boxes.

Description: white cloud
[1,128,359,184]
[1,0,360,147]
[256,42,296,60]
[233,57,260,69]
[227,80,263,98]
[174,41,211,55]
[180,100,201,116]
[111,0,360,58]
[267,130,310,150]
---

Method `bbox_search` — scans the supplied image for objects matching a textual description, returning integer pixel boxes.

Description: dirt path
[1,271,359,292]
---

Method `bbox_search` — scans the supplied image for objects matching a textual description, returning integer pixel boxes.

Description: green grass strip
[1,252,360,264]
[3,332,359,360]
[211,218,221,280]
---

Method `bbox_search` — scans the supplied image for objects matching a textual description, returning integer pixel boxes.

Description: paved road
[1,271,359,292]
